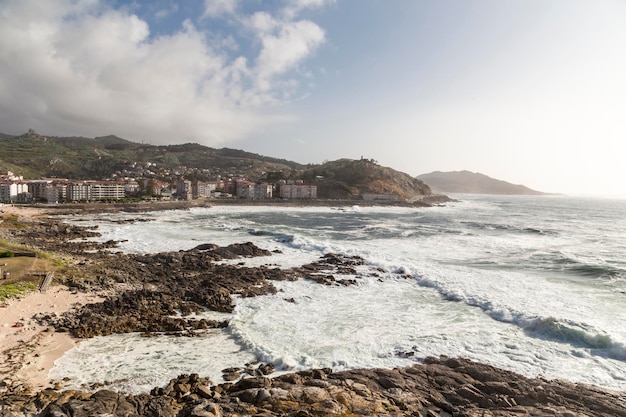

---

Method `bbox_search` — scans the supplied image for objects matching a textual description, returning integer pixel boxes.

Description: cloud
[282,0,336,20]
[256,20,325,89]
[202,0,238,19]
[155,3,178,20]
[0,0,328,145]
[245,12,326,92]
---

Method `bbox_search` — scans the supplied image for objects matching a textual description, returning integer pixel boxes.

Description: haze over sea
[52,195,626,394]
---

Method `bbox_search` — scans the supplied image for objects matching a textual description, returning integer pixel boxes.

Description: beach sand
[0,203,50,220]
[0,286,104,391]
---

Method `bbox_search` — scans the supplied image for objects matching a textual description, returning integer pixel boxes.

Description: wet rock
[4,357,626,416]
[191,243,219,251]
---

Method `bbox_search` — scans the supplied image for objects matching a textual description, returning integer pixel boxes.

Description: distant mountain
[416,171,547,195]
[303,158,436,201]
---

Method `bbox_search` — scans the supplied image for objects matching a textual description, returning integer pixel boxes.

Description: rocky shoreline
[7,356,626,417]
[1,205,626,416]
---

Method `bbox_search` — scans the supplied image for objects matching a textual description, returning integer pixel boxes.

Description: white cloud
[155,3,178,20]
[254,19,325,91]
[282,0,336,20]
[242,10,325,93]
[0,0,329,145]
[247,11,280,35]
[202,0,238,19]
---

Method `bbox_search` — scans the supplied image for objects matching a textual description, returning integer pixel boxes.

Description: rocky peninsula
[1,204,625,416]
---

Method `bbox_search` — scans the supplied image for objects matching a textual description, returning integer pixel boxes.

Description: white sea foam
[53,197,626,392]
[50,330,256,394]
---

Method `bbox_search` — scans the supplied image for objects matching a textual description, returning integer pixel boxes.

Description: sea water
[50,195,626,394]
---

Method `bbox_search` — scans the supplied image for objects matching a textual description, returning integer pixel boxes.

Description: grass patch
[0,281,37,301]
[0,238,55,260]
[0,213,27,229]
[0,241,62,285]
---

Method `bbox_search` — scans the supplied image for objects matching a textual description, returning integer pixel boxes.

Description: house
[0,171,23,181]
[124,181,140,195]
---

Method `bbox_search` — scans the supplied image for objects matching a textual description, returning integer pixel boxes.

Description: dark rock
[191,243,219,251]
[196,385,213,400]
[231,377,272,392]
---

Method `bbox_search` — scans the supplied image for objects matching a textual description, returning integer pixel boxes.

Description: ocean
[50,195,626,394]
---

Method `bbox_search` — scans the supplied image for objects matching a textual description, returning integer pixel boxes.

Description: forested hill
[0,131,304,180]
[303,158,434,201]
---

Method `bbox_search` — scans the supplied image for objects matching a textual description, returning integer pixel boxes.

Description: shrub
[0,282,36,301]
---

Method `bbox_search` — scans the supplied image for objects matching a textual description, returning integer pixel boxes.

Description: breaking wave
[415,274,626,361]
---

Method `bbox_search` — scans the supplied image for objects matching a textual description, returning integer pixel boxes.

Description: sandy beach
[0,286,104,392]
[0,203,50,220]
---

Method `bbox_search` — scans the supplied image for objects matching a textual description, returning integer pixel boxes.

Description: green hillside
[0,131,304,181]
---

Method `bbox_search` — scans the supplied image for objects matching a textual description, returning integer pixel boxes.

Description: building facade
[193,181,218,198]
[66,183,91,201]
[28,180,52,201]
[236,182,272,199]
[90,182,126,200]
[279,184,317,199]
[0,182,29,202]
[45,186,63,204]
[176,179,193,200]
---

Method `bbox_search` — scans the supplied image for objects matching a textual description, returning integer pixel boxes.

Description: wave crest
[413,275,626,361]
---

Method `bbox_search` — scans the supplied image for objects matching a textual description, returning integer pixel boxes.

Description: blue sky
[1,0,625,197]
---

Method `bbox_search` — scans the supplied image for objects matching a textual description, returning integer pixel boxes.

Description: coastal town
[0,169,317,204]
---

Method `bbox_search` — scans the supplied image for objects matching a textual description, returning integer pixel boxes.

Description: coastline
[0,286,105,392]
[1,203,626,416]
[0,203,51,219]
[14,193,452,216]
[1,204,106,392]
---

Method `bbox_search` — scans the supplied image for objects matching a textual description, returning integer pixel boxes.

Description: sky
[1,0,625,197]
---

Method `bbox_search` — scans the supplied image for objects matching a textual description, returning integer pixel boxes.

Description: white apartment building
[237,183,272,199]
[90,182,126,200]
[193,181,217,198]
[0,182,29,202]
[279,184,317,199]
[65,182,126,201]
